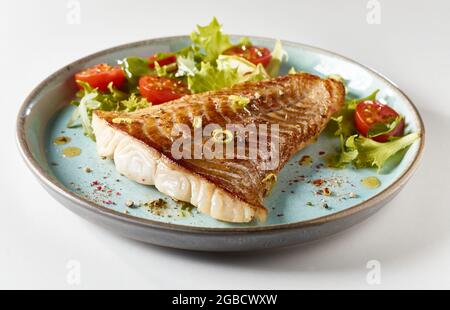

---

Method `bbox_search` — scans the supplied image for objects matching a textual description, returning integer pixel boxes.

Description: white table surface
[2,0,449,289]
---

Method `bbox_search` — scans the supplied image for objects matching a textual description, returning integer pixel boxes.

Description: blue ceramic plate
[17,36,424,251]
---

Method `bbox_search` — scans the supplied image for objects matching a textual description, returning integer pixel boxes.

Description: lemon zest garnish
[212,128,233,144]
[229,95,250,109]
[193,116,202,129]
[112,117,135,124]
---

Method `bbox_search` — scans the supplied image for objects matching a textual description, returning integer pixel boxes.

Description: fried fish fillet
[92,73,345,223]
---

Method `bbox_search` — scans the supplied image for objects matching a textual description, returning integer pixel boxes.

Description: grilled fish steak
[92,73,345,222]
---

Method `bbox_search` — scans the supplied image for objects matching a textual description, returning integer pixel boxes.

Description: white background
[1,0,449,289]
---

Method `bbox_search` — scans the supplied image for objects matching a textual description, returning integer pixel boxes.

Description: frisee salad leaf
[190,17,232,62]
[330,89,380,138]
[185,18,284,92]
[346,89,379,109]
[216,55,270,82]
[175,54,199,77]
[346,133,419,171]
[266,39,288,77]
[217,55,259,76]
[367,115,403,138]
[188,55,272,93]
[120,93,151,112]
[110,19,287,95]
[68,81,150,139]
[118,57,151,89]
[187,62,239,93]
[288,67,298,75]
[154,61,177,78]
[328,89,419,171]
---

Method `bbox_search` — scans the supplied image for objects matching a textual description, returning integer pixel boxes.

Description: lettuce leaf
[188,56,271,93]
[330,89,379,138]
[175,53,199,77]
[288,67,298,75]
[368,115,403,138]
[346,89,379,109]
[346,133,419,171]
[180,18,278,93]
[118,57,151,89]
[176,45,204,63]
[154,61,177,78]
[190,17,232,62]
[244,63,271,82]
[239,37,252,46]
[67,81,149,139]
[217,55,257,76]
[266,39,288,77]
[77,93,100,139]
[328,89,419,171]
[332,145,359,168]
[187,62,239,93]
[120,93,151,112]
[217,55,270,82]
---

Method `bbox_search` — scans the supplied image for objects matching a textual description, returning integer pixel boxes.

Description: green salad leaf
[368,115,403,138]
[154,61,177,78]
[345,133,420,171]
[333,145,359,168]
[68,81,150,139]
[120,93,151,112]
[328,89,419,171]
[266,39,288,77]
[346,89,379,109]
[244,63,271,82]
[176,45,204,63]
[217,55,257,76]
[331,90,379,138]
[288,67,298,75]
[118,57,151,88]
[187,62,239,93]
[179,18,282,93]
[175,53,199,77]
[239,37,252,46]
[188,55,271,93]
[217,55,270,82]
[190,17,232,62]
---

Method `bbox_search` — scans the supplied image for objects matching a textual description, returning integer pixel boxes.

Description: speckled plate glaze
[17,36,424,251]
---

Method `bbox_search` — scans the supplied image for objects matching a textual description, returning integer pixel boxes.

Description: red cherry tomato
[75,64,125,91]
[148,52,177,70]
[139,76,189,105]
[223,45,272,67]
[354,100,405,142]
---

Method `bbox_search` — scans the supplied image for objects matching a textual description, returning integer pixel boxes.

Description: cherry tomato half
[354,100,405,142]
[223,45,272,67]
[139,76,189,105]
[75,64,125,91]
[148,52,177,70]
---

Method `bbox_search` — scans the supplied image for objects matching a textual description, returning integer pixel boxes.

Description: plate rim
[16,35,426,234]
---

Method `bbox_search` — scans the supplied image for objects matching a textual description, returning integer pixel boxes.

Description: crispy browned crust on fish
[95,73,345,212]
